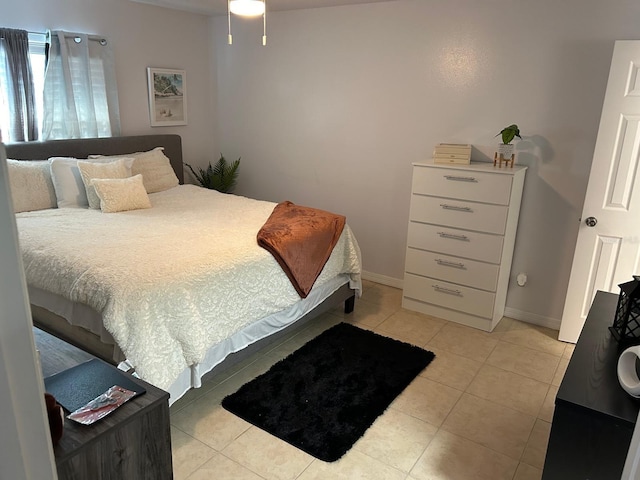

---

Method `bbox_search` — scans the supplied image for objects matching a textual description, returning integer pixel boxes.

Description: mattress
[17,185,362,392]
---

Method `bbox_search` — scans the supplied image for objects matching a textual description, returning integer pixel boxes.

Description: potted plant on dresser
[494,124,521,167]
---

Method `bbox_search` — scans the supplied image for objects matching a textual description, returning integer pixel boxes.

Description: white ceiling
[129,0,394,16]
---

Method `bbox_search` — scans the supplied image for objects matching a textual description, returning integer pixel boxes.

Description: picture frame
[146,67,187,127]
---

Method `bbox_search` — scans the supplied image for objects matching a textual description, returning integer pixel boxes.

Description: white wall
[1,0,218,169]
[214,0,640,327]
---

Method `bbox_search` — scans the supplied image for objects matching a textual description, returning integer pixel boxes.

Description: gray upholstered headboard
[5,134,184,184]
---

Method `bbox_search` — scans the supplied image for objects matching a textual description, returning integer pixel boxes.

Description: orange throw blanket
[257,201,346,298]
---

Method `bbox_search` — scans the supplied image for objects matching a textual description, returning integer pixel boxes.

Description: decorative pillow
[78,159,131,209]
[49,157,133,208]
[91,174,152,213]
[6,160,57,213]
[89,147,179,194]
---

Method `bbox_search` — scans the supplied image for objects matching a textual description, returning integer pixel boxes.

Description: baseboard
[361,271,403,289]
[503,307,562,331]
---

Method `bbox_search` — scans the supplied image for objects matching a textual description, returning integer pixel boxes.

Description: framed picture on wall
[147,67,187,127]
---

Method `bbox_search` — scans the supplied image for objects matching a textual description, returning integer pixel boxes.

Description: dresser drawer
[404,273,495,319]
[409,194,509,235]
[405,248,499,291]
[412,166,513,205]
[407,222,504,264]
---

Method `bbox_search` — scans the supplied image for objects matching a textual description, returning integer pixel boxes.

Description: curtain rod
[2,29,106,44]
[17,30,100,37]
[49,31,108,44]
[0,29,46,38]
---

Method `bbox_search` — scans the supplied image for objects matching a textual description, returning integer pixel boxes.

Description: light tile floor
[170,280,572,480]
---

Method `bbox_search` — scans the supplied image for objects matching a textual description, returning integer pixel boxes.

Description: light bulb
[229,0,265,16]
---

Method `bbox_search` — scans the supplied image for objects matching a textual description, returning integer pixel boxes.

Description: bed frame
[7,134,356,391]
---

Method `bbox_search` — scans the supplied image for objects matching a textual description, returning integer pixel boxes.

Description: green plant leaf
[498,124,521,145]
[183,155,240,193]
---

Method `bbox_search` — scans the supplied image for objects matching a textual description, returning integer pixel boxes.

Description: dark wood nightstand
[34,328,173,480]
[542,291,640,479]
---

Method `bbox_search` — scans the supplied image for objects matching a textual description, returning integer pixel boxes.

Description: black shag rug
[221,322,435,462]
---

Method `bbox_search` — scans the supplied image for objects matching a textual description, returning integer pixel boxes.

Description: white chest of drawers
[402,162,527,332]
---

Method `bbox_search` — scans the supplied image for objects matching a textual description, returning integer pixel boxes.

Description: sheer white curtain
[42,31,121,140]
[0,28,38,142]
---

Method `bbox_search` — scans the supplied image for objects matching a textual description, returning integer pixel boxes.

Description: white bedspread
[17,185,362,390]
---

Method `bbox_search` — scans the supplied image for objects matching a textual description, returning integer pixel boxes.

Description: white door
[560,40,640,343]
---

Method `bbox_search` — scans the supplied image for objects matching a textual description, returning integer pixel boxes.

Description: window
[0,29,120,143]
[28,33,46,139]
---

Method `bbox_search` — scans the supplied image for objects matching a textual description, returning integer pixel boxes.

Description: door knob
[585,217,598,227]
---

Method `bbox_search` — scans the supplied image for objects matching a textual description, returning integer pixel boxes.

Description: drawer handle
[435,259,466,269]
[432,285,463,296]
[440,203,473,213]
[437,231,469,241]
[443,175,477,183]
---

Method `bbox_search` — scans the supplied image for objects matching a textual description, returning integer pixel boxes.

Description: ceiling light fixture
[230,0,264,16]
[228,0,267,46]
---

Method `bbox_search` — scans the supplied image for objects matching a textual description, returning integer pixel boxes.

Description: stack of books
[433,144,471,165]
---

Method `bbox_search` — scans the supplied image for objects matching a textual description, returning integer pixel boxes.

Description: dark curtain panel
[0,28,38,141]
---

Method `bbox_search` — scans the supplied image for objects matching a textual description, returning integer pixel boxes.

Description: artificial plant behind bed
[184,154,240,193]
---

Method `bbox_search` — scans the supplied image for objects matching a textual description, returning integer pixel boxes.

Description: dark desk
[542,291,640,479]
[34,328,173,480]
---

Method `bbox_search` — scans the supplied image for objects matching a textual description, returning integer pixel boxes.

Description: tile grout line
[172,425,218,479]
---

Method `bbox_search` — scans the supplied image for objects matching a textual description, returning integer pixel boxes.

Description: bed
[6,134,362,404]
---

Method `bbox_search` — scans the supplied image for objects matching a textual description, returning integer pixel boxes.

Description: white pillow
[78,159,131,209]
[49,157,133,208]
[48,157,87,208]
[92,174,152,213]
[131,148,179,193]
[7,160,57,213]
[89,147,179,193]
